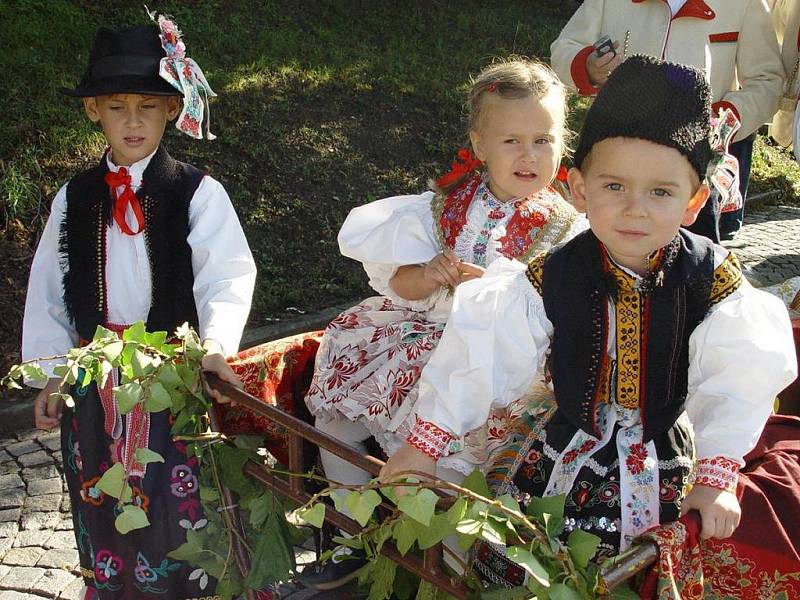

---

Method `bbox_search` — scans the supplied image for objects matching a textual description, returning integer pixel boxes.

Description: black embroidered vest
[538,229,717,442]
[60,146,203,340]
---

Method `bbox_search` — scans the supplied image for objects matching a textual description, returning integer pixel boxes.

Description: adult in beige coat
[550,0,784,240]
[768,0,800,152]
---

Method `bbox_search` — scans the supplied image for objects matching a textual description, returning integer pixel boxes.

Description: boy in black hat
[21,13,256,599]
[381,55,796,565]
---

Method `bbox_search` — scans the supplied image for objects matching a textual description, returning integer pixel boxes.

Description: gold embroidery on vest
[607,260,644,410]
[526,253,546,295]
[709,253,743,306]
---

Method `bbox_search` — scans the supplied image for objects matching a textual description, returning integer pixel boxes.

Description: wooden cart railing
[205,373,659,596]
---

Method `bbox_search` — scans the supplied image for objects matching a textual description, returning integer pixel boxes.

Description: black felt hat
[574,55,713,180]
[61,25,179,97]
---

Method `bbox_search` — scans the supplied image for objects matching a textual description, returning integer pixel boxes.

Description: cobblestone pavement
[1,204,798,599]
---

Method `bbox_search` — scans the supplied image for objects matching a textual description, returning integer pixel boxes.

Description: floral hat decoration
[147,6,217,140]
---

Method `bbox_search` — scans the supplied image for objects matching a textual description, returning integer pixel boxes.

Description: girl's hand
[680,484,741,539]
[34,378,64,430]
[586,41,622,87]
[457,260,485,283]
[201,339,243,406]
[379,442,437,497]
[423,250,463,289]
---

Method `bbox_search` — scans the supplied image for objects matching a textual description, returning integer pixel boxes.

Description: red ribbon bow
[104,168,146,236]
[435,147,483,188]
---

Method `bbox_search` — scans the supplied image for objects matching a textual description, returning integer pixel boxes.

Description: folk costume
[406,58,796,584]
[550,0,785,240]
[21,22,256,600]
[305,175,586,476]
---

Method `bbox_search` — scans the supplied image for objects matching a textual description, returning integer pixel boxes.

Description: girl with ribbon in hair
[300,57,586,590]
[22,11,256,599]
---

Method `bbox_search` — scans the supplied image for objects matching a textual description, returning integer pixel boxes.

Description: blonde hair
[435,57,572,195]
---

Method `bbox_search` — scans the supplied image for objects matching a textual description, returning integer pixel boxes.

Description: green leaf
[610,586,642,600]
[549,583,583,600]
[296,503,325,528]
[114,382,143,415]
[455,517,483,536]
[53,364,69,378]
[131,349,154,378]
[479,518,507,545]
[134,448,164,466]
[248,492,274,529]
[506,546,551,588]
[93,325,119,341]
[527,494,566,537]
[244,512,294,588]
[567,529,601,569]
[157,362,183,390]
[102,340,124,363]
[462,468,491,499]
[497,494,522,515]
[480,587,531,599]
[394,517,417,556]
[114,504,150,534]
[99,360,114,387]
[365,555,396,600]
[144,381,172,413]
[122,321,147,343]
[96,463,126,499]
[445,496,468,524]
[144,330,168,348]
[414,513,452,550]
[345,489,382,527]
[19,363,47,383]
[397,488,438,527]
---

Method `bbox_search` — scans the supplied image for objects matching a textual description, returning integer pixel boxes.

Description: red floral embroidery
[438,175,559,260]
[386,368,419,408]
[325,347,367,390]
[407,417,452,459]
[626,443,649,475]
[562,440,597,464]
[692,456,740,493]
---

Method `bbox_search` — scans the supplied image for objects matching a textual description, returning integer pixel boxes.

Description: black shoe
[296,550,367,591]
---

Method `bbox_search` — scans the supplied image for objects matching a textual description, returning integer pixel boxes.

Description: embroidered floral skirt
[474,409,692,588]
[304,297,554,473]
[62,385,215,599]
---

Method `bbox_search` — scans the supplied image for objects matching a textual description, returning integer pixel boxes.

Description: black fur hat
[61,25,178,97]
[573,55,713,180]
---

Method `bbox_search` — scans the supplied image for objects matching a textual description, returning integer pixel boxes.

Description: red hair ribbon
[556,165,569,183]
[104,168,145,236]
[435,147,483,188]
[486,81,498,93]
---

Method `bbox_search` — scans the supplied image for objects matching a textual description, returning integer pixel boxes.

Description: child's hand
[34,378,64,430]
[379,442,437,497]
[680,484,741,539]
[423,250,463,289]
[201,339,243,406]
[423,249,486,289]
[586,41,622,87]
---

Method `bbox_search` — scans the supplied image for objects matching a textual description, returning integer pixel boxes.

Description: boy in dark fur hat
[21,12,255,599]
[381,56,796,569]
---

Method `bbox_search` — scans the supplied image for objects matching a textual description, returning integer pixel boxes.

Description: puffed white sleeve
[407,257,553,458]
[22,185,79,385]
[338,192,441,308]
[188,176,257,357]
[685,280,796,489]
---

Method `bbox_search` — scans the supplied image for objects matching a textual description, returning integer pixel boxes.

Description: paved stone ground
[0,203,798,599]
